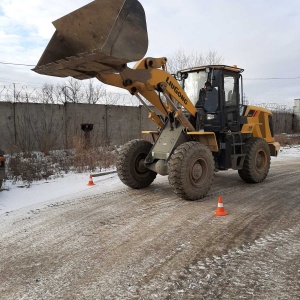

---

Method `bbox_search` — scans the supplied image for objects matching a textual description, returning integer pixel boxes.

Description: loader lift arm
[96,57,197,131]
[32,0,196,131]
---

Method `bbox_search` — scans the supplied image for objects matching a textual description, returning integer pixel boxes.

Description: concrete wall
[1,101,299,152]
[294,99,300,116]
[0,102,156,152]
[293,99,300,132]
[0,102,13,151]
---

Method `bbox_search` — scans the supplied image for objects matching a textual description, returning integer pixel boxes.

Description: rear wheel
[238,138,271,183]
[168,142,215,200]
[117,139,156,189]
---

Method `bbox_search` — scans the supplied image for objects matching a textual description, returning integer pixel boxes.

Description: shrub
[6,141,117,184]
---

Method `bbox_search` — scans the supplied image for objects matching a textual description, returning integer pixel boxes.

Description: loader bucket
[33,0,148,80]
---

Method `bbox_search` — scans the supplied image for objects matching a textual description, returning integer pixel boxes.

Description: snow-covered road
[1,146,300,299]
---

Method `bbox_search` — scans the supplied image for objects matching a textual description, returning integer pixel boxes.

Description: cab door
[223,71,241,132]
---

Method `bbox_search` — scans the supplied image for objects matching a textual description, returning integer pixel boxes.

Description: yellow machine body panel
[187,132,219,152]
[242,105,274,143]
[241,105,280,156]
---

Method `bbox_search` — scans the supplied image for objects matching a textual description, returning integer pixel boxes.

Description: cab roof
[180,65,244,74]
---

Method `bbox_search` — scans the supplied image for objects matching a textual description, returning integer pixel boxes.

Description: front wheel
[117,139,156,189]
[238,138,271,183]
[168,142,215,200]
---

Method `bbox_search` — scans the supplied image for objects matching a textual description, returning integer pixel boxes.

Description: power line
[1,60,300,81]
[1,60,300,78]
[0,61,35,67]
[0,76,70,87]
[244,76,300,80]
[0,78,45,88]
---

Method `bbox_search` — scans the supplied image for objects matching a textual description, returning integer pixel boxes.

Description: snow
[275,144,300,159]
[0,145,299,215]
[0,171,122,215]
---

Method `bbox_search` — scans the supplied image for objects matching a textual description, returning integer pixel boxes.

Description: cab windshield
[182,71,208,106]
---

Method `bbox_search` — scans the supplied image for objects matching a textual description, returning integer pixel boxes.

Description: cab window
[224,75,239,106]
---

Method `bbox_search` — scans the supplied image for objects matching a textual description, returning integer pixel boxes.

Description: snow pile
[0,171,120,214]
[277,144,300,158]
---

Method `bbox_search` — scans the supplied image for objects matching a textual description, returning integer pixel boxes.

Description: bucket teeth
[33,0,148,79]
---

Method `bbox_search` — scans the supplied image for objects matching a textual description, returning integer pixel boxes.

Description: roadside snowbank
[0,171,122,215]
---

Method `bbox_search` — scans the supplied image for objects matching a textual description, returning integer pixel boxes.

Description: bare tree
[166,48,224,74]
[60,78,84,103]
[41,83,55,104]
[84,80,106,104]
[104,92,139,106]
[204,50,224,65]
[3,84,23,102]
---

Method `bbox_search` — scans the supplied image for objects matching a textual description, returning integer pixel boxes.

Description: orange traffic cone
[214,196,228,216]
[87,174,95,186]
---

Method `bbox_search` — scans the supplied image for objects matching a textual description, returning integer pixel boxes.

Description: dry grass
[6,138,117,183]
[275,133,300,146]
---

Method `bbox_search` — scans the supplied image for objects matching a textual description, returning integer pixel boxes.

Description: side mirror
[175,72,188,81]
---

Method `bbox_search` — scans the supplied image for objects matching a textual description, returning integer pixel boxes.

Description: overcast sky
[0,0,299,107]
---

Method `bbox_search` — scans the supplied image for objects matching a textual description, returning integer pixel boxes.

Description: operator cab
[178,65,245,133]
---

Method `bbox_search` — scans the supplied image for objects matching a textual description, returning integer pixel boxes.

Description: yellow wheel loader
[33,0,280,200]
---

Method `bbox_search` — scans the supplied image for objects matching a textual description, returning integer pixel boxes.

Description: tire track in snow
[135,225,300,299]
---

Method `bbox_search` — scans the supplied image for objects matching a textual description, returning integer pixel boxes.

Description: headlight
[206,114,215,120]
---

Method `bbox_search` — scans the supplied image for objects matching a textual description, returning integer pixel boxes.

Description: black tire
[168,142,215,200]
[0,179,2,189]
[117,139,156,189]
[238,137,271,183]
